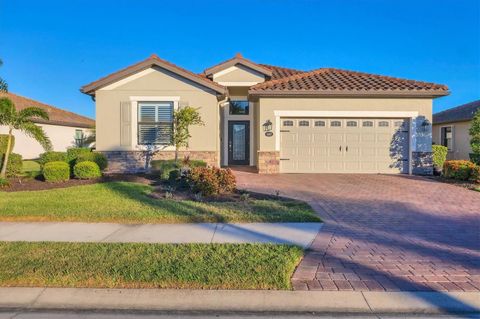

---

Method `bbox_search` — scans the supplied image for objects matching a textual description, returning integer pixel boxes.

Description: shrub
[470,153,480,165]
[187,166,236,196]
[182,157,207,168]
[470,165,480,184]
[0,153,23,177]
[66,148,91,166]
[0,134,14,154]
[76,152,108,171]
[432,145,448,171]
[43,161,70,182]
[443,160,476,181]
[73,161,101,179]
[39,151,67,166]
[0,177,10,188]
[152,159,207,181]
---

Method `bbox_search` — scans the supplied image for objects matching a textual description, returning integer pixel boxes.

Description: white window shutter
[120,101,132,146]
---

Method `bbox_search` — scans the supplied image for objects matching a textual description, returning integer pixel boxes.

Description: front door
[228,121,250,165]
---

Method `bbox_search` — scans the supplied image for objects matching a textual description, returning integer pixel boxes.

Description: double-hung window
[441,126,453,151]
[138,101,173,145]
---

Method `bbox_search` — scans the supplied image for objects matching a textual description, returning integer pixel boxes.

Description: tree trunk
[0,128,13,179]
[174,146,179,163]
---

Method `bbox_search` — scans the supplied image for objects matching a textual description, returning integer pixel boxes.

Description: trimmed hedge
[43,161,70,182]
[432,145,448,171]
[443,160,476,181]
[66,148,91,166]
[0,153,22,177]
[39,151,67,166]
[76,152,108,171]
[0,134,14,154]
[73,161,101,179]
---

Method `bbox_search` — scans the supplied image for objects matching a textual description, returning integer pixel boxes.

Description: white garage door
[280,118,409,173]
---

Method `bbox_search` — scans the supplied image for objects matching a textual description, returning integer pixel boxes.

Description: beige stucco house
[432,100,479,160]
[0,92,94,159]
[81,53,449,174]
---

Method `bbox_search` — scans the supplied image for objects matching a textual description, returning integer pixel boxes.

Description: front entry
[228,121,250,165]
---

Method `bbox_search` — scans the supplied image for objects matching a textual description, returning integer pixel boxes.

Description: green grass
[0,242,303,289]
[0,182,319,223]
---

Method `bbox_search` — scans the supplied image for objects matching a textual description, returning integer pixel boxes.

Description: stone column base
[412,151,433,175]
[257,151,280,174]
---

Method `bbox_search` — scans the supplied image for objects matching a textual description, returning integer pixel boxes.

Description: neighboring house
[432,100,480,160]
[0,92,95,159]
[81,53,448,174]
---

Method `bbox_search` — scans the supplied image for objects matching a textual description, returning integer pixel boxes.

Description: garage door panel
[279,117,409,174]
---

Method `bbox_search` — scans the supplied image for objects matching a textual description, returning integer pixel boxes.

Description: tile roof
[203,53,273,77]
[433,100,480,124]
[258,64,304,79]
[81,54,226,95]
[0,92,94,128]
[249,68,449,97]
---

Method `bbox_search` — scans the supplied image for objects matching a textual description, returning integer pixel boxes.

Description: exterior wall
[213,65,265,84]
[256,97,434,174]
[258,151,279,174]
[95,67,220,161]
[432,121,472,160]
[0,124,89,159]
[103,150,217,173]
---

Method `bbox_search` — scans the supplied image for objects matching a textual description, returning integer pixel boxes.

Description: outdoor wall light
[263,120,272,132]
[421,119,431,132]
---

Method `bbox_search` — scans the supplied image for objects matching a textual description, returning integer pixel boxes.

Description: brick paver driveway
[234,171,480,292]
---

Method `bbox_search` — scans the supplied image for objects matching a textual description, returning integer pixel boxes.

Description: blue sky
[1,0,479,119]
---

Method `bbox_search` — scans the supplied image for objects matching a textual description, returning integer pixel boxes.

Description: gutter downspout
[217,95,229,167]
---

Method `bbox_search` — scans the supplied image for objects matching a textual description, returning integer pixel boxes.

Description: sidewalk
[0,222,322,248]
[0,288,478,315]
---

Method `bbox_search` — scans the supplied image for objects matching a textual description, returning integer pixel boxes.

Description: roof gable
[249,68,449,97]
[0,92,94,128]
[81,55,226,96]
[203,53,272,78]
[433,100,480,124]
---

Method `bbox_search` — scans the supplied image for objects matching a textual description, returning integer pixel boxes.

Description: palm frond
[18,107,49,121]
[0,78,7,93]
[18,122,52,151]
[0,97,15,124]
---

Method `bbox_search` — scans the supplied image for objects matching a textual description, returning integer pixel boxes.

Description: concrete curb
[0,288,479,314]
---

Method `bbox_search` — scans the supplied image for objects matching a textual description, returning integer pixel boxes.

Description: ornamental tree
[171,106,204,162]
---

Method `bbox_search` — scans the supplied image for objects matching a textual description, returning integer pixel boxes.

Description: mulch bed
[0,174,154,192]
[426,175,479,191]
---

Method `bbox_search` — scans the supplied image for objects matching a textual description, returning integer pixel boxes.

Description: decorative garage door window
[283,120,294,127]
[347,121,358,127]
[362,120,374,127]
[378,121,390,127]
[330,120,342,127]
[299,120,310,126]
[315,120,326,127]
[138,101,173,145]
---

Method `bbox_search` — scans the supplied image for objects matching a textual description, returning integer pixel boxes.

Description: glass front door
[228,121,250,165]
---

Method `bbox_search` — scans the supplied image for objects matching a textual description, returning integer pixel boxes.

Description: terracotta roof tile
[249,68,449,96]
[258,64,304,79]
[0,92,94,128]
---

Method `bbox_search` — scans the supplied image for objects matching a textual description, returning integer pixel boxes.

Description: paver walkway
[235,171,480,292]
[0,222,321,248]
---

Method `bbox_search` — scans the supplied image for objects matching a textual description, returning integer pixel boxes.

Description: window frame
[378,120,390,127]
[314,120,326,127]
[440,125,454,151]
[298,120,310,127]
[362,120,374,127]
[137,101,174,145]
[282,120,294,127]
[346,120,358,127]
[330,120,342,127]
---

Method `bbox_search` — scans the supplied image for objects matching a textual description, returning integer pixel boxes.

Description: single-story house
[81,53,449,174]
[0,92,95,159]
[432,100,480,160]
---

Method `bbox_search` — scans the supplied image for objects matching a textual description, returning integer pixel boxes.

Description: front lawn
[0,182,319,223]
[0,242,303,290]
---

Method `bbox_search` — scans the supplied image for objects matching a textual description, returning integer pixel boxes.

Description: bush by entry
[0,242,303,290]
[0,182,320,223]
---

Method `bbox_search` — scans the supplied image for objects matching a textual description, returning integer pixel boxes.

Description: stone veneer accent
[102,151,218,173]
[412,151,433,175]
[257,151,280,174]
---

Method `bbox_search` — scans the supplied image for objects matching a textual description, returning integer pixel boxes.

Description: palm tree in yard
[0,97,52,178]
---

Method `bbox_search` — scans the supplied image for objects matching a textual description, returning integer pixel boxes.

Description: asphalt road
[0,311,478,319]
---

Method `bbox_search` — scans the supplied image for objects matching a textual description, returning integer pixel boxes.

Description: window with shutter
[138,102,174,145]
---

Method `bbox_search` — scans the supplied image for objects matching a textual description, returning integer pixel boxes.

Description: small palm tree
[0,97,52,178]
